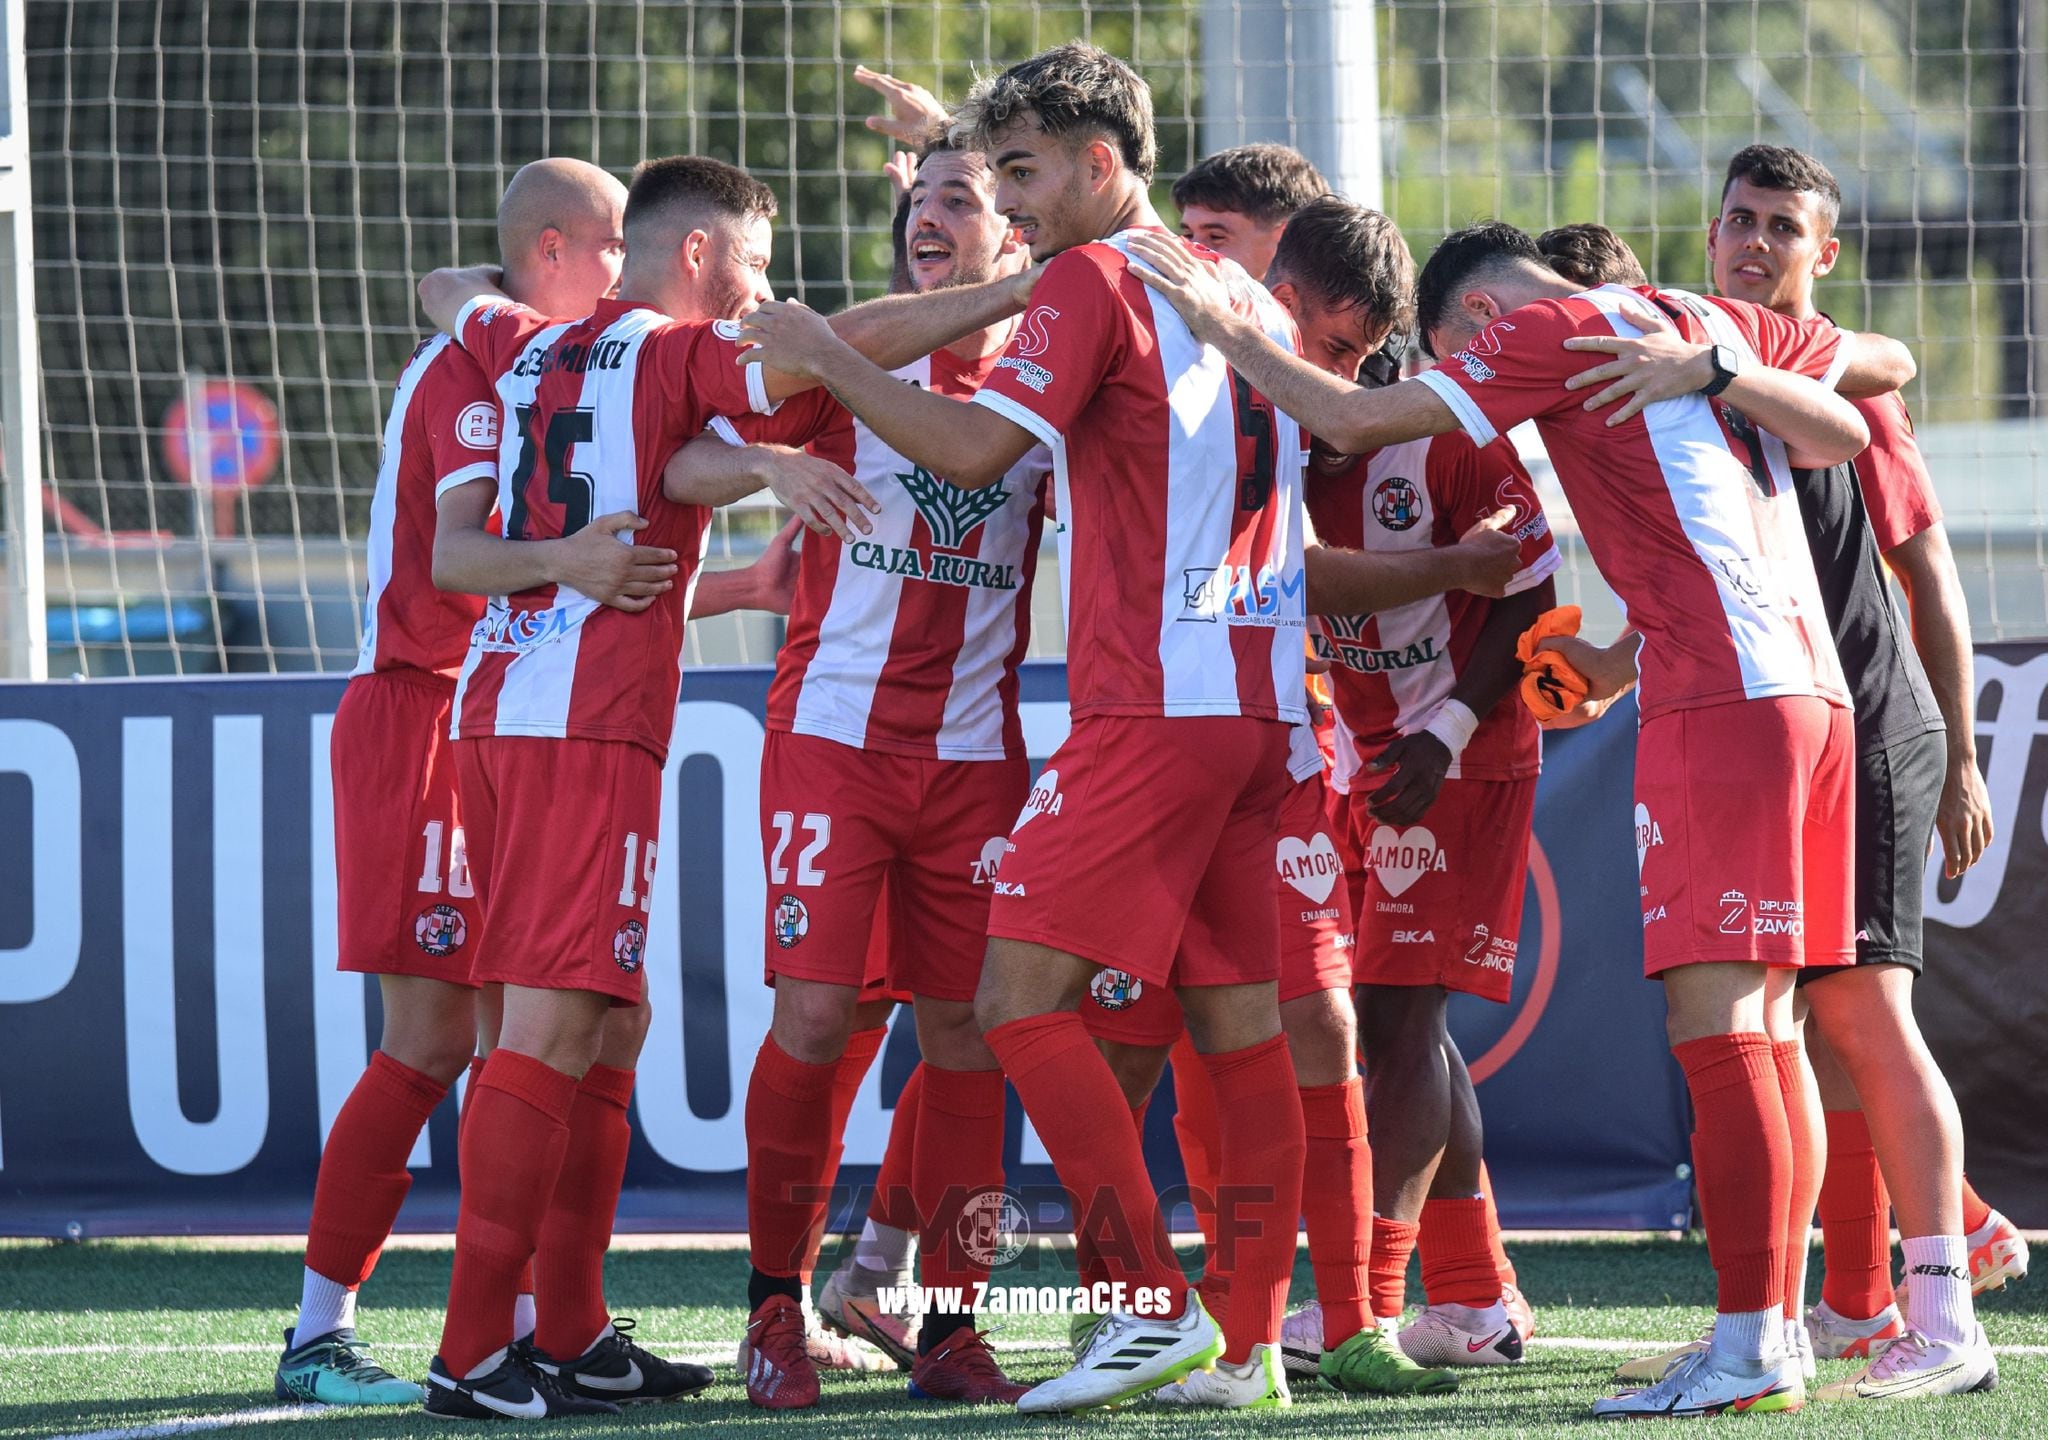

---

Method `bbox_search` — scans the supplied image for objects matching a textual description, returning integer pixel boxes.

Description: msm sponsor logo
[1180,563,1307,626]
[472,601,577,652]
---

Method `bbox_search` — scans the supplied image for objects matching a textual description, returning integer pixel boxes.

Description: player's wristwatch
[1699,342,1744,398]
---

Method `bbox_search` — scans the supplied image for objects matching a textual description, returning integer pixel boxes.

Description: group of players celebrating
[275,38,2028,1423]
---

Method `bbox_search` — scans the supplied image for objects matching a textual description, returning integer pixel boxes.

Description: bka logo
[773,894,810,949]
[455,401,499,451]
[1276,833,1342,905]
[1394,929,1436,944]
[415,904,467,957]
[970,835,1011,886]
[612,919,646,974]
[1642,905,1668,927]
[1372,476,1423,532]
[1090,968,1143,1011]
[993,880,1027,897]
[1718,890,1751,935]
[1013,305,1061,358]
[1908,1263,1968,1279]
[901,465,1010,551]
[1634,802,1665,873]
[1365,824,1448,898]
[1012,770,1062,832]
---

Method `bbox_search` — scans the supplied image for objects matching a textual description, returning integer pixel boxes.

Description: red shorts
[760,730,1029,1003]
[1636,696,1854,977]
[990,714,1291,990]
[1081,769,1354,1046]
[455,735,659,1006]
[1347,776,1535,1004]
[332,669,479,986]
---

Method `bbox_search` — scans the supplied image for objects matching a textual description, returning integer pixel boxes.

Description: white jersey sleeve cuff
[707,415,746,447]
[971,387,1064,452]
[452,294,494,342]
[745,360,782,416]
[434,461,496,499]
[1503,540,1564,596]
[1821,329,1855,391]
[1413,368,1500,448]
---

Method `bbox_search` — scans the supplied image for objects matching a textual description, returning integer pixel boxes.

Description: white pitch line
[50,1406,325,1440]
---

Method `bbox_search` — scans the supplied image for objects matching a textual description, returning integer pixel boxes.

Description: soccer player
[1576,146,2001,1400]
[1172,142,1328,283]
[672,130,1052,1409]
[738,43,1319,1412]
[411,154,1036,1420]
[274,158,678,1408]
[1122,218,1915,1418]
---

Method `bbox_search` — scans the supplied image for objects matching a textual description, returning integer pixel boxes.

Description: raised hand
[854,65,950,146]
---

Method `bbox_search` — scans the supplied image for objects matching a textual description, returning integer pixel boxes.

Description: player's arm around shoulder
[418,265,510,338]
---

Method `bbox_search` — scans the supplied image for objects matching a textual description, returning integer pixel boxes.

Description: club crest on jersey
[773,894,810,949]
[971,835,1012,886]
[612,920,646,973]
[1012,770,1062,832]
[1179,562,1306,627]
[1372,476,1423,532]
[1365,824,1448,898]
[1090,968,1143,1011]
[713,318,745,342]
[1276,833,1342,906]
[901,466,1010,550]
[455,402,499,451]
[415,904,467,957]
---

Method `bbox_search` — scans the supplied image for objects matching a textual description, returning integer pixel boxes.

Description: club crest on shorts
[612,919,646,973]
[1089,967,1143,1011]
[1372,475,1422,531]
[414,904,467,957]
[773,894,810,949]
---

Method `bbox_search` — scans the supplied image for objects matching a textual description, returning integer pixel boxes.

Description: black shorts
[1798,728,1943,984]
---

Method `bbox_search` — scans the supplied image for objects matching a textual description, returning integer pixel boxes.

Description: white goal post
[1,0,46,680]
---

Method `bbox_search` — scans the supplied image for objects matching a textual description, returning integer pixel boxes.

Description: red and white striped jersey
[351,334,498,679]
[762,347,1050,762]
[1306,433,1559,790]
[972,230,1309,726]
[1415,284,1849,721]
[447,295,818,761]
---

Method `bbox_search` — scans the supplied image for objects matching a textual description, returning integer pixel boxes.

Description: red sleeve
[1852,391,1942,551]
[420,345,500,497]
[1411,298,1591,448]
[969,245,1123,445]
[1425,432,1560,594]
[454,297,552,381]
[641,318,781,444]
[1700,294,1841,380]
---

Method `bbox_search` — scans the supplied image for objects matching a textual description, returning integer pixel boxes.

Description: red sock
[1369,1215,1419,1318]
[745,1036,841,1281]
[1074,1099,1151,1298]
[1960,1175,1992,1235]
[987,1013,1184,1310]
[1674,1033,1788,1314]
[1772,1041,1823,1318]
[1817,1109,1893,1320]
[1169,1034,1222,1254]
[532,1064,633,1362]
[463,1055,535,1301]
[1420,1197,1500,1308]
[304,1052,448,1287]
[868,1062,924,1233]
[801,1026,886,1276]
[439,1050,577,1376]
[914,1066,1008,1301]
[1299,1078,1372,1348]
[1205,1035,1304,1364]
[1478,1161,1517,1289]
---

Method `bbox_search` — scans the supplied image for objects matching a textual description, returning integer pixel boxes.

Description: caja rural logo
[847,466,1020,593]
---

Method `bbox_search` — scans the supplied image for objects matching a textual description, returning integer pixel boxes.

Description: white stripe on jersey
[354,334,453,678]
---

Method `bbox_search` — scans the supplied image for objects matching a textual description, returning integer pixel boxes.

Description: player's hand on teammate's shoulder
[1561,300,1714,426]
[553,511,679,612]
[853,65,950,146]
[1365,730,1453,824]
[1452,508,1523,597]
[750,442,881,543]
[1124,230,1232,339]
[737,300,846,381]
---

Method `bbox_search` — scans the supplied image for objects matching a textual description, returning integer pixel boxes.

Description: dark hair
[624,155,777,242]
[1170,144,1328,226]
[1721,144,1842,234]
[1537,222,1648,288]
[1414,221,1545,357]
[952,42,1157,182]
[1266,196,1414,335]
[888,190,915,295]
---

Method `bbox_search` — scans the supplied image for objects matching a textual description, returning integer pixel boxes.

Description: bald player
[274,158,676,1408]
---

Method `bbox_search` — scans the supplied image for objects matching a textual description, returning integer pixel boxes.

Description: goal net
[11,0,2046,677]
